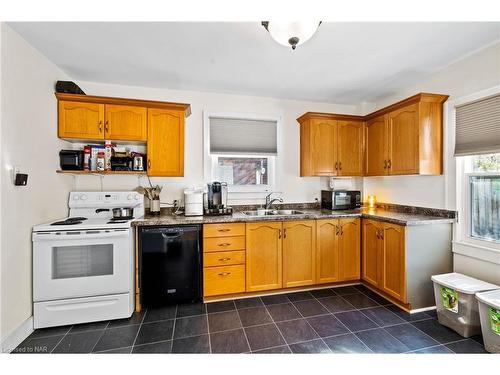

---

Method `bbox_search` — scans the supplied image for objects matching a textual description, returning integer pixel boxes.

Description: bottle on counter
[104,141,112,171]
[96,151,105,171]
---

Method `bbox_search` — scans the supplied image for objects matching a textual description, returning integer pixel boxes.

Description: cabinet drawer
[204,250,245,267]
[204,265,245,297]
[204,223,245,238]
[204,236,245,252]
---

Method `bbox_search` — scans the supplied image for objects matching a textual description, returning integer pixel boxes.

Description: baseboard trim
[1,316,33,353]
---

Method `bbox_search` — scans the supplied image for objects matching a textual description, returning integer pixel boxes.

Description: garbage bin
[431,273,498,337]
[476,289,500,353]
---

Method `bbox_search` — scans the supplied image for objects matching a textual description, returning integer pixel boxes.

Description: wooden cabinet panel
[388,104,419,175]
[337,121,364,176]
[147,109,184,176]
[365,115,388,176]
[362,220,382,287]
[381,224,406,302]
[204,265,245,297]
[203,236,246,252]
[204,223,246,238]
[311,119,337,176]
[204,250,245,267]
[338,218,361,281]
[58,101,104,139]
[283,220,316,288]
[246,222,283,292]
[316,219,339,284]
[104,105,147,141]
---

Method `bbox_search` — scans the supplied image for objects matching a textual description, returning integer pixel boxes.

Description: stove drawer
[34,293,133,329]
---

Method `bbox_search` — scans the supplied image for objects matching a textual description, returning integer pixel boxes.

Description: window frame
[203,111,281,195]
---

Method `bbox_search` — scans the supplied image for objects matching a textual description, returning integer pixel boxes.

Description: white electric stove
[32,191,144,329]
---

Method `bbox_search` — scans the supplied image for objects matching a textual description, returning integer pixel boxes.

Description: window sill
[452,241,500,265]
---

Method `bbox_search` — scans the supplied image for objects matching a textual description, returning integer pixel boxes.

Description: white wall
[0,24,73,349]
[73,81,358,205]
[363,42,500,209]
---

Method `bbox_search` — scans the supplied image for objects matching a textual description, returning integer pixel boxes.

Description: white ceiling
[8,22,500,104]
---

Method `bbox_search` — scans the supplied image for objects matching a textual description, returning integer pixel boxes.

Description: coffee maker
[204,182,233,216]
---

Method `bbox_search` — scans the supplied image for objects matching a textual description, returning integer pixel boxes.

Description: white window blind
[209,117,278,155]
[455,93,500,156]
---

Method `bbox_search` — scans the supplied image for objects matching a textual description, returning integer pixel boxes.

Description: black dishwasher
[139,225,202,306]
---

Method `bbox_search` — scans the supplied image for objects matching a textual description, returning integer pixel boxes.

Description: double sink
[242,209,305,217]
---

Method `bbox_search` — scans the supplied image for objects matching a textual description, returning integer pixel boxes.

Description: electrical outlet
[11,166,20,184]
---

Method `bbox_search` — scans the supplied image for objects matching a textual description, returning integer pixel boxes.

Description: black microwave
[321,190,361,210]
[59,150,83,170]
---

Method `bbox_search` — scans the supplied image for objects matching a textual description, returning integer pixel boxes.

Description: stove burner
[109,216,134,221]
[51,220,83,226]
[107,220,127,224]
[67,217,88,221]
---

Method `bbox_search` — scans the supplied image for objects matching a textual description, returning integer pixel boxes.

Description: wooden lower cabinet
[204,265,245,297]
[246,222,283,292]
[362,219,406,303]
[316,218,360,284]
[283,220,316,288]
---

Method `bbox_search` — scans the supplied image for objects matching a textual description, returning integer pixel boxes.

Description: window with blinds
[209,117,278,155]
[455,93,500,156]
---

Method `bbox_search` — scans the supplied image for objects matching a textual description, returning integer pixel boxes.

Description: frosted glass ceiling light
[262,21,321,50]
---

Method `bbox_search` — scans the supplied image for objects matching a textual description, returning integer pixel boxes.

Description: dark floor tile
[69,321,109,334]
[353,284,371,294]
[289,339,331,353]
[132,340,172,353]
[310,289,336,299]
[253,345,291,354]
[342,293,379,308]
[412,345,453,354]
[135,320,174,345]
[293,299,328,317]
[238,306,272,327]
[235,297,263,309]
[356,328,409,353]
[335,310,378,332]
[173,315,208,339]
[386,305,432,322]
[324,333,372,353]
[95,346,132,354]
[359,290,393,305]
[332,286,360,295]
[318,296,356,313]
[277,319,319,345]
[261,294,290,305]
[210,329,250,353]
[446,339,488,353]
[360,307,405,327]
[108,311,145,328]
[206,300,235,314]
[306,314,349,337]
[286,291,314,302]
[412,319,464,344]
[171,335,210,353]
[244,323,286,351]
[52,330,103,353]
[13,335,64,354]
[384,323,439,350]
[29,325,72,339]
[208,310,242,332]
[176,302,206,318]
[92,325,140,352]
[426,309,438,318]
[143,305,176,323]
[266,303,302,322]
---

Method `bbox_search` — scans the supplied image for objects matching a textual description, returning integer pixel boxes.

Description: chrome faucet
[265,192,283,209]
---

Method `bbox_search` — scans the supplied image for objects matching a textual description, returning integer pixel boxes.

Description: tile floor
[12,284,488,354]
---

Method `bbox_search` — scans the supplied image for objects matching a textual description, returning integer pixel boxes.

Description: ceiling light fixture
[261,21,321,50]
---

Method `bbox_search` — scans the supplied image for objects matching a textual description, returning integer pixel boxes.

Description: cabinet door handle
[283,228,287,239]
[278,229,282,239]
[376,230,380,239]
[98,120,103,133]
[383,160,387,169]
[338,161,342,170]
[218,229,231,232]
[335,225,340,235]
[218,257,231,262]
[218,272,231,276]
[147,159,151,170]
[105,120,109,133]
[387,159,392,169]
[335,161,338,170]
[218,243,231,247]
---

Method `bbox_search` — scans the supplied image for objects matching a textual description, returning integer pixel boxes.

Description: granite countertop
[131,207,456,227]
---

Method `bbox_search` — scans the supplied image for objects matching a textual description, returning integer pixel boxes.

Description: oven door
[33,229,131,301]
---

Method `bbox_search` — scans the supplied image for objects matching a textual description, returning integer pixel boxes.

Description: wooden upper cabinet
[283,220,316,288]
[104,104,147,141]
[58,101,104,140]
[338,218,361,281]
[365,115,388,176]
[362,220,382,287]
[246,222,283,292]
[311,119,337,176]
[147,109,185,177]
[337,121,364,176]
[380,223,406,302]
[387,104,419,175]
[316,219,339,284]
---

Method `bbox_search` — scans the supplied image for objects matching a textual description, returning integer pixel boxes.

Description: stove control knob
[73,195,79,200]
[127,194,133,200]
[80,194,88,201]
[133,195,139,200]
